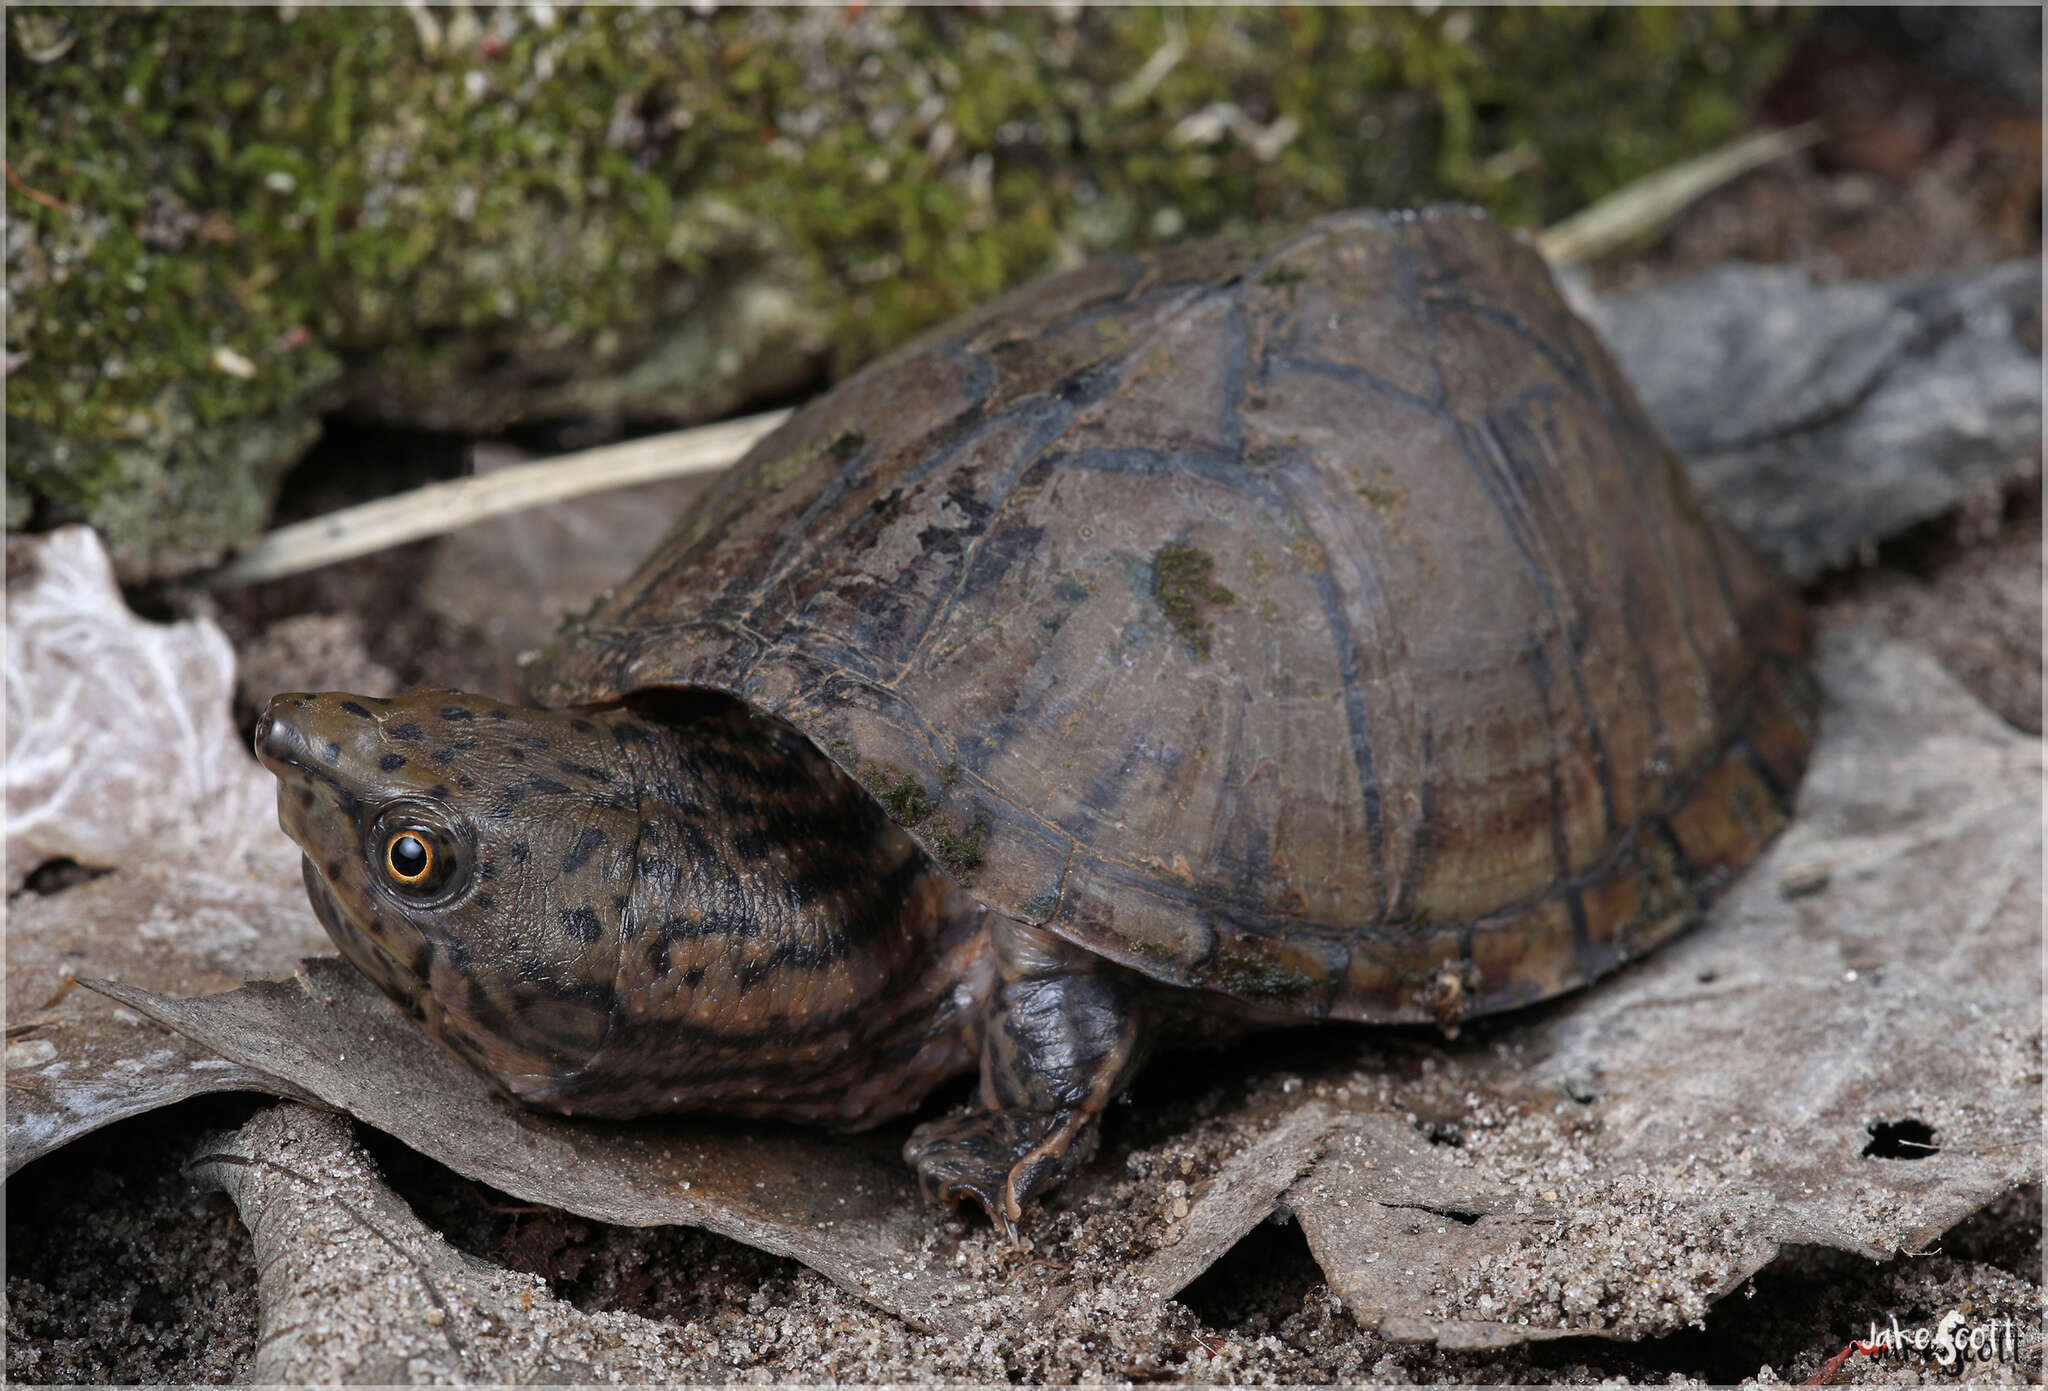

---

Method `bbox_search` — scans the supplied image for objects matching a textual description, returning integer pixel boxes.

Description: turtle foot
[904,1108,1088,1238]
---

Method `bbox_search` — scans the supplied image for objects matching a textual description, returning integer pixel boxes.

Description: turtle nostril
[254,702,299,766]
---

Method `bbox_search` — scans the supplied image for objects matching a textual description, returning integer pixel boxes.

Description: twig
[5,163,74,213]
[202,409,789,587]
[1536,121,1823,267]
[201,122,1818,588]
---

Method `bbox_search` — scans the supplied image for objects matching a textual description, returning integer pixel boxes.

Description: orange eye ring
[384,831,434,885]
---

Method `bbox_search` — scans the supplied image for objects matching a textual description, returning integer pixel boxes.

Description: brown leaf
[92,956,988,1331]
[191,1104,735,1383]
[5,529,329,1171]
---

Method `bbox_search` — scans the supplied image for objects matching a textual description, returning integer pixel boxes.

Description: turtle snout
[254,693,315,772]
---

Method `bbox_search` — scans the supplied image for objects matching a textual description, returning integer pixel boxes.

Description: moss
[930,817,989,882]
[1773,652,1826,735]
[1619,833,1695,950]
[849,754,981,878]
[859,767,935,826]
[1257,261,1308,307]
[1353,467,1409,513]
[6,6,1803,577]
[1211,950,1324,1002]
[761,426,871,489]
[1151,542,1236,659]
[1729,776,1780,842]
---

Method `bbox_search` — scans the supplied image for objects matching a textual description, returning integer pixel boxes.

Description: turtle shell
[534,206,1815,1025]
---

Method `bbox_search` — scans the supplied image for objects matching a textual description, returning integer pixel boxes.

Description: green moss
[859,767,935,826]
[7,5,1803,576]
[930,817,989,882]
[847,754,983,878]
[1152,541,1237,659]
[1772,652,1825,735]
[1256,260,1308,307]
[1618,833,1694,950]
[760,426,870,489]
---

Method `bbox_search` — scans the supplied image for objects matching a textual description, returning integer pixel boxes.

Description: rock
[4,6,1800,580]
[233,612,400,727]
[7,411,324,583]
[1584,260,2041,580]
[1837,7,2042,112]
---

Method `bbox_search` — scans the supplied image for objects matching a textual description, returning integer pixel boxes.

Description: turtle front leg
[905,916,1149,1233]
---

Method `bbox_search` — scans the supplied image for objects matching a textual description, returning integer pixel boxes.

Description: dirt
[8,1055,2041,1384]
[4,1096,268,1385]
[1599,14,2041,292]
[12,25,2042,1386]
[1813,486,2041,735]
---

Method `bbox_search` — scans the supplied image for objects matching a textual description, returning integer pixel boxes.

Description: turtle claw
[904,1109,1079,1240]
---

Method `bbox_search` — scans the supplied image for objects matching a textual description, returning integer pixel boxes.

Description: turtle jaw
[256,695,359,880]
[298,851,437,1017]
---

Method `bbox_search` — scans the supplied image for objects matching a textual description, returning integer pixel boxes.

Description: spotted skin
[258,689,990,1126]
[259,208,1816,1228]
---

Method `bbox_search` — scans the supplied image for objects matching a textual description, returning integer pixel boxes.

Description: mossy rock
[5,5,1801,580]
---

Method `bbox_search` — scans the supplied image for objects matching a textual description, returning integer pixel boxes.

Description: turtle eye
[368,801,470,904]
[385,831,434,885]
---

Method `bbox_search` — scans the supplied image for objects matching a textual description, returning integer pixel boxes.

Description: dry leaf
[98,953,1265,1333]
[4,528,327,1172]
[191,1104,737,1383]
[5,527,276,883]
[1280,629,2041,1346]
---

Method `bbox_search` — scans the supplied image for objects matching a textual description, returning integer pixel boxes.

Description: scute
[534,206,1812,1025]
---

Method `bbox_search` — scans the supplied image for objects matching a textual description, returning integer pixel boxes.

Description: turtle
[254,206,1816,1232]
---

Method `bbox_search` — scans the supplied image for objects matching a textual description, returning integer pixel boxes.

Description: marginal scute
[534,206,1812,1022]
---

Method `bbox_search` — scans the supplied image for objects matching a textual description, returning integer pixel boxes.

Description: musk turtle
[255,207,1814,1230]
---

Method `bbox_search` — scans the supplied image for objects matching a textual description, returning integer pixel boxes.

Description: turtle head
[257,686,990,1128]
[254,688,644,1102]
